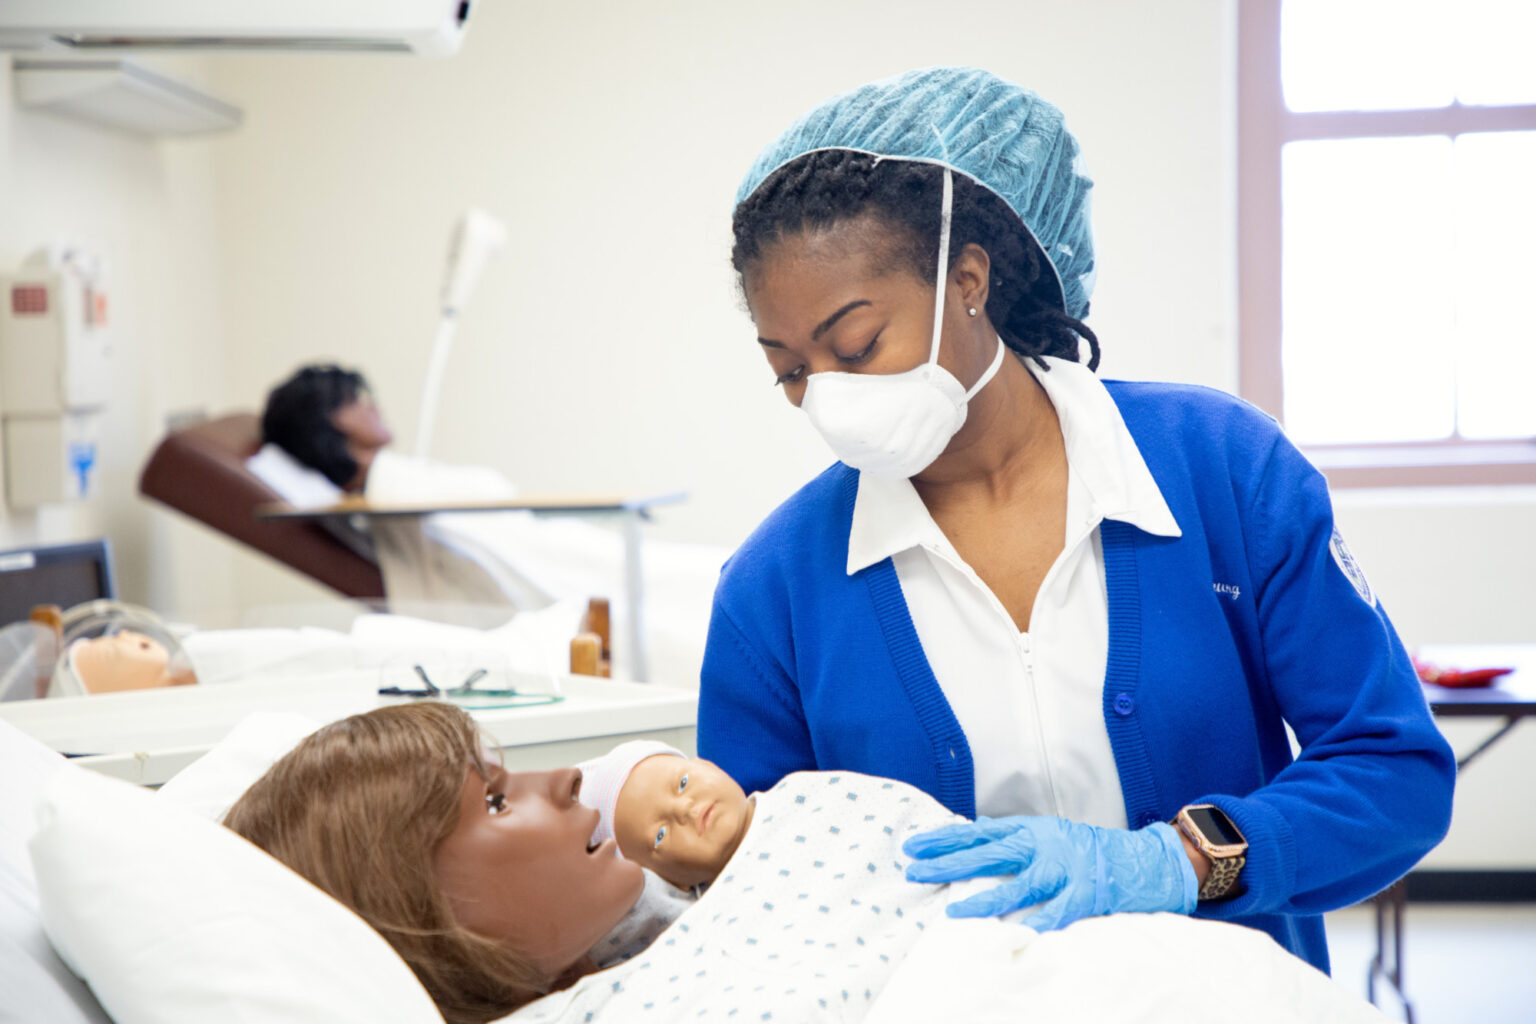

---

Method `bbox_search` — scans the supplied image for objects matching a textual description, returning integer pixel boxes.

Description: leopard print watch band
[1173,804,1248,903]
[1198,850,1246,901]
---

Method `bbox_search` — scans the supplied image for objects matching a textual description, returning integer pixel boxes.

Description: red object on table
[1412,656,1514,689]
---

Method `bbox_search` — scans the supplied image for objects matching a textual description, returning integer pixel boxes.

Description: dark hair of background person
[260,364,369,487]
[224,702,547,1024]
[731,150,1100,372]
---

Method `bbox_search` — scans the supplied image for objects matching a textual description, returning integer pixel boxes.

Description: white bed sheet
[865,914,1386,1024]
[0,718,109,1024]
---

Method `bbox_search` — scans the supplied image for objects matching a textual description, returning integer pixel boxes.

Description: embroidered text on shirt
[1212,583,1241,600]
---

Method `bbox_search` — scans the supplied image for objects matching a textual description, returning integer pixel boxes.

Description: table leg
[1456,717,1519,771]
[1368,877,1416,1024]
[621,513,648,683]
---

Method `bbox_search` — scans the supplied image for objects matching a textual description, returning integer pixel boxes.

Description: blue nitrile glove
[903,815,1198,931]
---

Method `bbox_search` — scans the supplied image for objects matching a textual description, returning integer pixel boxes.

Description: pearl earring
[966,307,978,318]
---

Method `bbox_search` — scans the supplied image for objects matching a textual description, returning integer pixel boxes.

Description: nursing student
[695,66,1456,974]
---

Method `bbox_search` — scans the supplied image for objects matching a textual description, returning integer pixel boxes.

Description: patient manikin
[577,741,755,967]
[222,704,1389,1024]
[47,604,198,698]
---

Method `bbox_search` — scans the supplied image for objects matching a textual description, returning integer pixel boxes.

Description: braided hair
[731,150,1100,372]
[261,364,369,487]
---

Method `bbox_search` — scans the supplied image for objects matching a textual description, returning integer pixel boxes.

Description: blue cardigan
[697,380,1456,973]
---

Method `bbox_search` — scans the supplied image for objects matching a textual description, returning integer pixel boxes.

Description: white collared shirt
[845,356,1181,826]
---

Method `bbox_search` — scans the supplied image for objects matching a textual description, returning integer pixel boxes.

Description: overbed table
[1370,643,1536,1022]
[259,492,686,681]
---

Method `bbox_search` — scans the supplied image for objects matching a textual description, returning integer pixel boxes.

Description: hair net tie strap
[928,168,953,365]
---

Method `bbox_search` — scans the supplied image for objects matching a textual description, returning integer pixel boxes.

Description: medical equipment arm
[904,815,1197,930]
[414,207,507,458]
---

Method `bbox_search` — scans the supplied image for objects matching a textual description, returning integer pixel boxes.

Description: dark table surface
[1415,643,1536,717]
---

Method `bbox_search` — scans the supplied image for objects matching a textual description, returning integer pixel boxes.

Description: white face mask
[800,167,1006,479]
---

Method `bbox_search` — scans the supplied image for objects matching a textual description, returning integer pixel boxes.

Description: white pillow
[30,765,444,1024]
[0,719,109,1024]
[245,443,344,508]
[156,711,320,821]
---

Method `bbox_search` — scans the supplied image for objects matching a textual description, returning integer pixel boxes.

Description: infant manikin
[577,741,756,967]
[47,604,198,698]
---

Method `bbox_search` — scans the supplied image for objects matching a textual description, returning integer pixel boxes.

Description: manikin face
[745,216,985,410]
[70,631,194,693]
[612,754,755,891]
[434,764,643,982]
[331,390,393,489]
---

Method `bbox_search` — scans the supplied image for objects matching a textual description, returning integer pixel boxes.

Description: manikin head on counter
[68,631,197,693]
[48,607,198,698]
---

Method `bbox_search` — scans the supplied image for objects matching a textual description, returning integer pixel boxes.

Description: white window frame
[1237,0,1536,486]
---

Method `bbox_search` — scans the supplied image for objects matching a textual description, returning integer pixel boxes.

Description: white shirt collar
[846,355,1180,575]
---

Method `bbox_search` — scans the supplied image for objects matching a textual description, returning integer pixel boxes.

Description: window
[1238,0,1536,485]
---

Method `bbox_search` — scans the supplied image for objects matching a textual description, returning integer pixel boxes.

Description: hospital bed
[139,412,385,597]
[2,704,1388,1024]
[138,415,706,681]
[0,601,1384,1024]
[0,679,698,1024]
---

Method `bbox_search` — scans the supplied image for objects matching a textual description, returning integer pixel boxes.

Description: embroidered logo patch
[1329,527,1375,607]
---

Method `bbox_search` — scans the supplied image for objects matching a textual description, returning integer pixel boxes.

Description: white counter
[0,670,697,786]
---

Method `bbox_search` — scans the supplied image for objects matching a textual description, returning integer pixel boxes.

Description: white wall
[0,55,245,618]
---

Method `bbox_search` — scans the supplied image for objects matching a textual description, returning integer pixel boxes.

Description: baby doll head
[578,741,755,891]
[51,613,198,698]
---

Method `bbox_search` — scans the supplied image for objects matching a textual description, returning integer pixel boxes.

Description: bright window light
[1281,136,1455,444]
[1453,0,1536,106]
[1282,0,1536,113]
[1454,131,1536,438]
[1282,1,1453,112]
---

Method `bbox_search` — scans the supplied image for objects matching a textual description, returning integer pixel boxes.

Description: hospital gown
[588,869,697,969]
[501,772,1386,1024]
[506,771,962,1022]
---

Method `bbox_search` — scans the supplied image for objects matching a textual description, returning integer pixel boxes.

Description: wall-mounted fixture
[13,59,242,137]
[0,248,112,509]
[0,0,472,58]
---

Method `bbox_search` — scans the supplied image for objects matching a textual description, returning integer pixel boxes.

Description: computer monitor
[0,539,116,629]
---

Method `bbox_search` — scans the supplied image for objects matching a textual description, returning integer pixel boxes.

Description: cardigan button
[1112,693,1136,716]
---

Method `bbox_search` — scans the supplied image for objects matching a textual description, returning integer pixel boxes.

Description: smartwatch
[1174,804,1248,902]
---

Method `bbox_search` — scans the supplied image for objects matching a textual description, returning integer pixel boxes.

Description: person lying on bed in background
[248,363,727,683]
[222,702,1386,1024]
[258,363,393,495]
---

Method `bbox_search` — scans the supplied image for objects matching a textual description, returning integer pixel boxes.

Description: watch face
[1187,806,1243,847]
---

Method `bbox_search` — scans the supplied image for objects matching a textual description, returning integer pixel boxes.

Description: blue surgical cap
[735,66,1096,320]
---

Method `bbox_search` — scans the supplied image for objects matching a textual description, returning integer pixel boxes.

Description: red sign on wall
[11,284,48,316]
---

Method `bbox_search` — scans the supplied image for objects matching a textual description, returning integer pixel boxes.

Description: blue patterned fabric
[735,66,1096,319]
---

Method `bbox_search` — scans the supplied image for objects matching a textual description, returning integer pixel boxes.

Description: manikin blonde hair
[224,702,547,1023]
